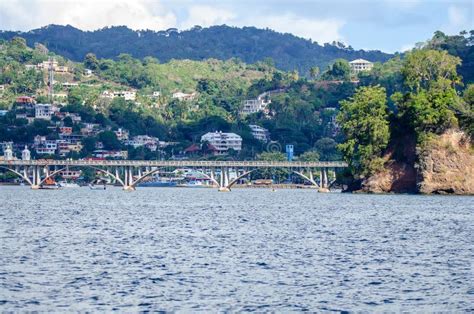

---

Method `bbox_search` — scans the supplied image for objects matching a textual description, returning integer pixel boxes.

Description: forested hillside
[0,24,392,76]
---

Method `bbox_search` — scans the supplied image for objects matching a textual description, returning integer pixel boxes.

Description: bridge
[0,159,348,192]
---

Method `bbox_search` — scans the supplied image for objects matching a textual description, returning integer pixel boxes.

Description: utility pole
[48,57,54,102]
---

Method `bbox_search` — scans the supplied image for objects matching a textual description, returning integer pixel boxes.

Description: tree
[401,49,461,92]
[298,150,320,161]
[97,131,121,150]
[309,66,320,80]
[337,86,390,177]
[84,53,99,70]
[325,59,351,81]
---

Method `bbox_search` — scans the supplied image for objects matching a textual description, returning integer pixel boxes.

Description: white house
[35,103,57,120]
[349,59,374,73]
[114,128,129,141]
[172,92,196,101]
[114,90,136,101]
[201,131,242,155]
[249,125,270,142]
[125,135,159,151]
[240,94,271,115]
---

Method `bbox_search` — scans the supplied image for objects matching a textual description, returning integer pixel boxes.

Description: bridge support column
[122,166,136,191]
[318,168,330,193]
[218,167,231,192]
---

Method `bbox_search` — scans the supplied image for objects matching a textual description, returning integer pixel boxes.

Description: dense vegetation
[337,47,473,181]
[0,24,392,76]
[1,29,472,169]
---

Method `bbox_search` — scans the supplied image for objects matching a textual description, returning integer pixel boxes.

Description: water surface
[0,187,473,311]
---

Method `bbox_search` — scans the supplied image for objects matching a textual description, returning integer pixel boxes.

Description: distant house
[84,69,93,77]
[114,90,136,101]
[114,128,129,141]
[201,131,242,155]
[35,104,57,120]
[93,150,128,159]
[349,59,374,73]
[249,125,270,142]
[172,92,197,101]
[16,96,36,105]
[100,90,136,101]
[125,135,159,151]
[240,93,271,115]
[152,91,161,97]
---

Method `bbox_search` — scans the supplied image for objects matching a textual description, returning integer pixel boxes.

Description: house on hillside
[172,92,197,101]
[201,131,242,155]
[249,125,270,142]
[349,59,374,73]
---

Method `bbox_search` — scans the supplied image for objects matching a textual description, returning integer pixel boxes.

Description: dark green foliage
[0,25,392,76]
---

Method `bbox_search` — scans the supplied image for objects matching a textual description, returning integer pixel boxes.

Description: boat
[89,179,107,190]
[58,180,80,188]
[40,177,61,190]
[138,179,178,187]
[176,179,212,188]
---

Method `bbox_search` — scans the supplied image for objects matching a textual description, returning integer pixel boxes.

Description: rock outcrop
[359,161,417,193]
[416,130,474,195]
[357,129,473,195]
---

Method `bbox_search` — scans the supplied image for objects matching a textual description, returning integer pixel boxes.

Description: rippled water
[0,186,473,311]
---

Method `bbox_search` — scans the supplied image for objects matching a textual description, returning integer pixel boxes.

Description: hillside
[0,24,392,76]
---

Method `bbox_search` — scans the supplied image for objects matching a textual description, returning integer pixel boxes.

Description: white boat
[58,181,80,188]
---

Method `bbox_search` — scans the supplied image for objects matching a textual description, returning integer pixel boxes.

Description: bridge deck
[0,160,348,168]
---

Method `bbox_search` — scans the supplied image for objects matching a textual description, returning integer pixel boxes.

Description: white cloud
[0,1,345,44]
[400,43,415,52]
[180,5,237,29]
[0,0,177,31]
[442,5,473,34]
[245,14,345,44]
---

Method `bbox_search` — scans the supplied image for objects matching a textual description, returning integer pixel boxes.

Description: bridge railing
[0,159,348,168]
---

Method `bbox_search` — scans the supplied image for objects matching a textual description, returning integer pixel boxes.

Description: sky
[0,0,472,53]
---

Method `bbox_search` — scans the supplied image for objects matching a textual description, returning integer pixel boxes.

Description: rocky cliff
[416,130,474,195]
[358,129,473,195]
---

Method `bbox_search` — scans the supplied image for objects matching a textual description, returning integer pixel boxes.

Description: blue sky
[0,0,472,52]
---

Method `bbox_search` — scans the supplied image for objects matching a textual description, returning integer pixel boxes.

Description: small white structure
[114,128,130,141]
[21,146,31,160]
[249,125,270,142]
[201,131,242,155]
[114,90,136,101]
[3,144,13,160]
[349,59,374,73]
[172,92,196,101]
[152,91,161,97]
[125,135,159,151]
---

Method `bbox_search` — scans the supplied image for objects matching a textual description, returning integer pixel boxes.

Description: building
[34,135,58,154]
[172,92,197,101]
[21,146,31,160]
[16,96,36,105]
[84,69,93,77]
[59,127,73,135]
[0,110,8,116]
[125,135,159,151]
[349,59,374,73]
[93,150,128,159]
[114,90,136,101]
[114,128,129,141]
[249,125,270,142]
[240,96,271,115]
[152,91,161,97]
[201,131,242,155]
[35,104,57,120]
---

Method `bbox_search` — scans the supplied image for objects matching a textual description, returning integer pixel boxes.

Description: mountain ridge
[0,24,393,75]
